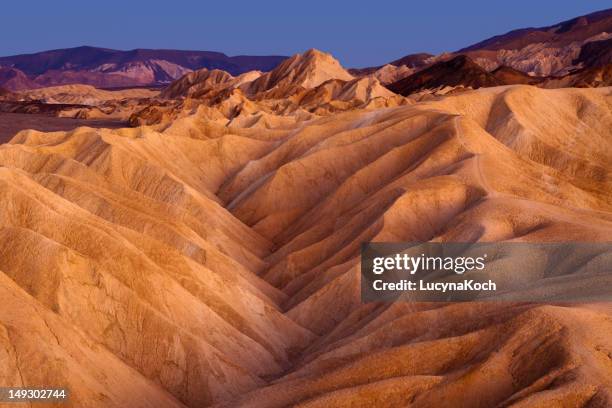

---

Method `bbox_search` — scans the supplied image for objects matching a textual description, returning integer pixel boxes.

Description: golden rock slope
[130,49,407,127]
[0,85,611,407]
[18,84,159,106]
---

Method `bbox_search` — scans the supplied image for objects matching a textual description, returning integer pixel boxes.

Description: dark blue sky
[1,1,609,67]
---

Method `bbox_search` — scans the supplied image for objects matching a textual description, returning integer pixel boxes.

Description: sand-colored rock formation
[126,49,407,127]
[0,84,610,407]
[370,64,416,84]
[160,69,261,100]
[349,53,436,84]
[242,49,354,97]
[19,84,159,106]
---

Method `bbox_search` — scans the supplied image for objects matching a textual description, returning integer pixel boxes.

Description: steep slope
[387,55,503,96]
[369,64,416,85]
[491,66,545,85]
[0,85,610,407]
[542,63,612,88]
[160,69,262,100]
[242,49,354,97]
[160,69,236,99]
[0,272,186,408]
[296,76,397,106]
[0,124,315,407]
[573,38,612,68]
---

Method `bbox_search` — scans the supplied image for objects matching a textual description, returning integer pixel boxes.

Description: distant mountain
[490,66,544,86]
[349,53,433,82]
[387,55,502,96]
[388,52,436,69]
[0,46,287,90]
[0,86,14,98]
[543,63,612,88]
[460,8,612,76]
[382,8,612,97]
[459,9,612,52]
[356,8,612,83]
[0,67,39,91]
[387,54,611,97]
[573,38,612,68]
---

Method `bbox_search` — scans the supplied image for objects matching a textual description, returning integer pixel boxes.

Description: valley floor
[0,112,125,144]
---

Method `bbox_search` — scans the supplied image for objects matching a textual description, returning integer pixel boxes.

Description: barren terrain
[0,81,610,407]
[0,11,611,406]
[0,112,125,144]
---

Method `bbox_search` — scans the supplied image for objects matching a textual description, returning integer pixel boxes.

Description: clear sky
[1,1,609,67]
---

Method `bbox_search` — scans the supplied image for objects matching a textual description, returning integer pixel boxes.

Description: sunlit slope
[0,271,188,408]
[0,126,314,406]
[0,85,610,407]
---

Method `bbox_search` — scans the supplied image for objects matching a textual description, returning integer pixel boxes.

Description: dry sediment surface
[0,85,611,407]
[19,84,159,105]
[0,112,125,144]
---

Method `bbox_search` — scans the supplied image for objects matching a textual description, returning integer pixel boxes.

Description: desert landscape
[0,6,611,408]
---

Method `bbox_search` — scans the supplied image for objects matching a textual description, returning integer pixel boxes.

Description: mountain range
[356,8,612,85]
[0,46,287,90]
[1,9,611,91]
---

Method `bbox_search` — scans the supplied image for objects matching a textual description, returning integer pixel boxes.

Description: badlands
[0,46,611,408]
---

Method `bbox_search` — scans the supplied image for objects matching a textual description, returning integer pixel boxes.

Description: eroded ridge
[0,85,611,407]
